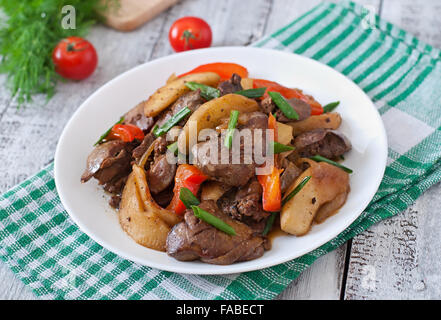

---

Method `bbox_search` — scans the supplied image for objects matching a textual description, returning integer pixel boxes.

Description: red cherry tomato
[52,36,98,80]
[169,17,212,52]
[107,124,144,143]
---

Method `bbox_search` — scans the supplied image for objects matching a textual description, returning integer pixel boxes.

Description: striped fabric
[0,1,440,299]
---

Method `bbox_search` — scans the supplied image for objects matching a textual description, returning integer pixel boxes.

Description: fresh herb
[224,110,240,148]
[94,116,124,146]
[323,101,340,113]
[0,0,117,106]
[179,187,200,209]
[263,212,277,236]
[282,176,311,206]
[153,107,191,137]
[268,91,299,120]
[167,142,179,155]
[191,205,236,236]
[310,155,353,173]
[270,141,295,154]
[185,82,220,100]
[234,87,267,98]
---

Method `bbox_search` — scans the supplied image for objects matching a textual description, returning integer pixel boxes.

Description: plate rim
[54,46,388,275]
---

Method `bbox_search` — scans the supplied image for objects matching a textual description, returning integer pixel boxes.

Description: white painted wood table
[0,0,440,300]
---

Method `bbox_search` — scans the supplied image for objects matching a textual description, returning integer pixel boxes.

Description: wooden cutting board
[102,0,179,31]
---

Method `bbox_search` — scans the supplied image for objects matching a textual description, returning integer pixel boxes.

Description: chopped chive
[185,82,220,100]
[191,206,236,236]
[268,91,299,120]
[224,110,240,148]
[234,87,267,98]
[271,141,295,154]
[167,142,179,155]
[153,107,191,137]
[310,155,353,173]
[94,116,124,146]
[282,176,312,206]
[263,212,277,236]
[179,187,200,209]
[323,101,340,113]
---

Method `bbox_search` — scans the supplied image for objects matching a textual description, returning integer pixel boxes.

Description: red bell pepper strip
[258,166,283,212]
[178,62,249,81]
[257,113,283,212]
[253,79,324,115]
[268,112,278,142]
[107,124,144,142]
[168,164,208,215]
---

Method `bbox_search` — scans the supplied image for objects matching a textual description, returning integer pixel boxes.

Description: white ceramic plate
[54,47,387,275]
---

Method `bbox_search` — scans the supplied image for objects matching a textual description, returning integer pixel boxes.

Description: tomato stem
[181,30,197,49]
[65,40,86,52]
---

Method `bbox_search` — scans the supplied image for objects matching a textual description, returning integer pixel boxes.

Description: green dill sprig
[0,0,117,107]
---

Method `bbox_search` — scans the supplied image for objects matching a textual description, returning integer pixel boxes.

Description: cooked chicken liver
[192,112,268,187]
[218,73,243,96]
[155,89,204,128]
[294,129,352,159]
[123,101,154,132]
[147,154,176,194]
[260,96,311,122]
[132,133,156,164]
[166,200,267,264]
[280,160,302,194]
[218,178,269,223]
[81,140,133,184]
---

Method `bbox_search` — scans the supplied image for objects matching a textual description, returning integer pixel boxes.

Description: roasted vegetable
[201,181,230,202]
[240,78,254,90]
[280,159,349,236]
[168,164,208,215]
[177,93,259,153]
[119,172,172,252]
[287,112,342,136]
[132,165,181,226]
[144,72,220,117]
[276,121,293,146]
[178,62,248,80]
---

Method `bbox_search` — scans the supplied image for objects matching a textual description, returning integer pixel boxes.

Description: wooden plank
[380,0,441,49]
[277,245,347,300]
[268,0,381,300]
[0,11,170,300]
[344,0,441,300]
[147,0,273,59]
[345,183,441,299]
[0,0,273,300]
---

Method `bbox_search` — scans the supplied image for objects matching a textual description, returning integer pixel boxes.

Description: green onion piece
[185,82,220,100]
[310,155,353,174]
[224,110,240,148]
[268,91,299,120]
[271,141,295,154]
[167,142,179,155]
[263,212,277,236]
[179,187,200,209]
[191,206,236,236]
[282,176,312,206]
[234,87,267,98]
[94,116,125,146]
[153,107,191,137]
[323,101,340,113]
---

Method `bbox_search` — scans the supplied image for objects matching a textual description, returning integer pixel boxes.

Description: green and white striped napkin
[1,1,440,300]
